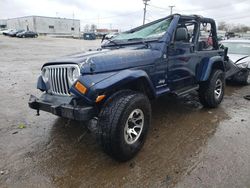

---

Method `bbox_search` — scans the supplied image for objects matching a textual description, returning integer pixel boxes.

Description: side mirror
[101,34,107,43]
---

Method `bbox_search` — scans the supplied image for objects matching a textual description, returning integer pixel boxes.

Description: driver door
[167,21,200,92]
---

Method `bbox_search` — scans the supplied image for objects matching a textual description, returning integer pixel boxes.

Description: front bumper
[28,94,96,121]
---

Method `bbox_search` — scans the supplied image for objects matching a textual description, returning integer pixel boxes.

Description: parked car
[221,39,250,85]
[225,32,236,39]
[29,14,228,161]
[83,32,96,40]
[2,29,14,36]
[16,31,38,38]
[0,29,9,35]
[8,29,25,37]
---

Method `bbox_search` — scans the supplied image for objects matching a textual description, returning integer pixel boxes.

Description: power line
[216,13,250,21]
[148,4,170,11]
[148,0,250,13]
[80,11,141,22]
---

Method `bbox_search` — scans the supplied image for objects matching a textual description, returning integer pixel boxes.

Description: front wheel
[199,69,225,108]
[97,90,151,162]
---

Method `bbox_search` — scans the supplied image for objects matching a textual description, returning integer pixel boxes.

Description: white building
[5,16,80,36]
[0,19,7,29]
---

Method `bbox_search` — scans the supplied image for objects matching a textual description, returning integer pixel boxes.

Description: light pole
[143,0,150,25]
[169,5,175,15]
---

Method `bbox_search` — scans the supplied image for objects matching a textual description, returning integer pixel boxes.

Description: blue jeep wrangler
[29,14,226,161]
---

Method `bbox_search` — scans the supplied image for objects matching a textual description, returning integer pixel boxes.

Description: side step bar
[173,85,199,97]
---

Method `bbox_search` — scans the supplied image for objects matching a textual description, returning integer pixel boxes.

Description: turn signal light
[75,81,87,94]
[96,95,106,103]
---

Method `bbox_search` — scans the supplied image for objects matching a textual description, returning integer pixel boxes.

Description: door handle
[190,45,195,53]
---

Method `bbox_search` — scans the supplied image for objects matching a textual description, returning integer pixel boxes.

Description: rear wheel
[97,90,151,162]
[199,69,225,108]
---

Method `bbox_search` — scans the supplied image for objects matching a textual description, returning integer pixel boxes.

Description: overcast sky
[1,0,250,30]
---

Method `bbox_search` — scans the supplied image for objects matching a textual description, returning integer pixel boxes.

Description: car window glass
[113,18,172,41]
[222,42,250,55]
[174,21,196,44]
[198,23,213,51]
[186,23,196,43]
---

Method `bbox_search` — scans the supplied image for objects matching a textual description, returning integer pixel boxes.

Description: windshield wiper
[104,38,120,46]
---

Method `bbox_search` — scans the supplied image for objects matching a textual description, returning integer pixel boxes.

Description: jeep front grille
[45,65,79,96]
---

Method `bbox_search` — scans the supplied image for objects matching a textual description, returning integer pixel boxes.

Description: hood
[44,46,162,73]
[228,53,250,64]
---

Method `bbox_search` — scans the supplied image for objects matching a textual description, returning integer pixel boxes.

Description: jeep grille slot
[45,65,79,96]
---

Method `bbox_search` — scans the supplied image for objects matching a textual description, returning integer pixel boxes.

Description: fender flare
[92,69,156,98]
[197,56,225,81]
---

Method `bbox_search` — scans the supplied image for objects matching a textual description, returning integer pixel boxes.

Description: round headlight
[72,67,80,81]
[68,67,80,83]
[42,68,49,82]
[237,62,249,69]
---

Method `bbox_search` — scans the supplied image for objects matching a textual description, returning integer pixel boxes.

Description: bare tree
[218,21,250,33]
[242,26,249,33]
[90,24,97,32]
[218,21,227,31]
[84,24,90,32]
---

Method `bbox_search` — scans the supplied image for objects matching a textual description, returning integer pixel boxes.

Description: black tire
[233,70,249,85]
[97,90,151,162]
[199,69,225,108]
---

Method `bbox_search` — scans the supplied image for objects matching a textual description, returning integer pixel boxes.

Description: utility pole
[169,5,175,15]
[143,0,150,25]
[72,12,75,36]
[97,14,100,29]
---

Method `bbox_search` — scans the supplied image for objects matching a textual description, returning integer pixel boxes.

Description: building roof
[4,15,80,21]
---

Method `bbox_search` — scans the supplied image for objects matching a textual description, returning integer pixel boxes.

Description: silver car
[221,39,250,85]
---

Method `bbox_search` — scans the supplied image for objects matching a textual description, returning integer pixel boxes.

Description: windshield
[112,18,172,42]
[221,42,250,55]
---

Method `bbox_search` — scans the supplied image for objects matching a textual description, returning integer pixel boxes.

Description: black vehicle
[29,14,228,161]
[225,32,235,39]
[83,32,96,40]
[16,31,38,38]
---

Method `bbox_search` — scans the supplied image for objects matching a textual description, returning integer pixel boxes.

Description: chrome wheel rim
[124,109,144,145]
[214,79,223,99]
